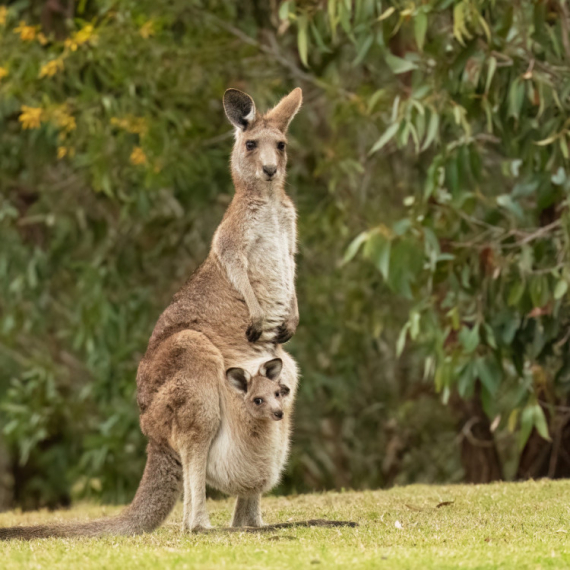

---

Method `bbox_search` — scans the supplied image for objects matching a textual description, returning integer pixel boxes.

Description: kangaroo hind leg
[167,330,223,532]
[231,494,263,528]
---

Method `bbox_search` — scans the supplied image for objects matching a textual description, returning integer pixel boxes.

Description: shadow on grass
[198,519,359,533]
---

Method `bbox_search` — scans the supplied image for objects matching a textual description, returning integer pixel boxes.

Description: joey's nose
[273,410,283,420]
[263,165,277,178]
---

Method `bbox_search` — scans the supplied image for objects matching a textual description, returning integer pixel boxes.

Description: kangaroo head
[226,358,288,421]
[223,88,302,189]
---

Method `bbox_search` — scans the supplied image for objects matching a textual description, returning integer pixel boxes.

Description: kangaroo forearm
[238,279,263,320]
[219,253,263,319]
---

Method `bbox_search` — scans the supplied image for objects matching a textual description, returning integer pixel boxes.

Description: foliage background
[0,0,568,509]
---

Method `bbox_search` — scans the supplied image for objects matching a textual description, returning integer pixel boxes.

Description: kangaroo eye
[277,141,286,151]
[254,398,263,405]
[246,140,257,151]
[275,392,280,398]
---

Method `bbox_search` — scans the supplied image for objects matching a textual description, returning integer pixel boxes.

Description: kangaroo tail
[0,443,182,540]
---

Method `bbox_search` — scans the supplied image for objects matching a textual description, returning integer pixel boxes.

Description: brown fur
[0,88,303,540]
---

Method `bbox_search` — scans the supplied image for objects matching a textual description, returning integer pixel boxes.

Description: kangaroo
[0,88,303,539]
[207,358,293,528]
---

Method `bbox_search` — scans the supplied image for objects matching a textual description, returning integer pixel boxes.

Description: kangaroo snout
[272,409,283,420]
[262,164,277,179]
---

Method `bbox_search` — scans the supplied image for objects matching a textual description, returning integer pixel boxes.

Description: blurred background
[0,0,569,511]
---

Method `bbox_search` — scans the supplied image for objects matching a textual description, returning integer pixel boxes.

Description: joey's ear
[223,89,256,131]
[260,358,283,381]
[265,88,303,133]
[226,368,251,393]
[279,384,291,396]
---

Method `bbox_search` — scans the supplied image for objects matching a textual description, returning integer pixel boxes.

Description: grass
[1,479,570,569]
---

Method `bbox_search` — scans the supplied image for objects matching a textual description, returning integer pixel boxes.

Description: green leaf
[529,276,549,308]
[459,324,480,353]
[508,79,525,119]
[328,0,337,39]
[519,405,534,450]
[409,311,420,340]
[385,53,418,74]
[508,409,519,433]
[367,89,386,113]
[342,231,368,265]
[485,56,496,94]
[554,279,568,300]
[458,361,476,398]
[414,12,428,51]
[535,133,559,146]
[533,405,550,441]
[376,238,391,280]
[396,322,410,357]
[392,218,412,236]
[483,323,497,349]
[508,281,525,306]
[476,357,500,396]
[421,111,439,151]
[297,13,309,67]
[279,1,290,20]
[497,194,524,220]
[353,34,374,66]
[369,122,400,154]
[310,21,333,53]
[377,6,396,21]
[551,167,566,185]
[366,233,391,279]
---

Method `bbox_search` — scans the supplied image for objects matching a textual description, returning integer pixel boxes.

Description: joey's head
[226,358,290,421]
[223,88,303,190]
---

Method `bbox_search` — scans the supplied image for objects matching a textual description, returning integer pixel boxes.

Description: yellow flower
[75,23,95,44]
[37,32,48,46]
[57,146,68,159]
[39,58,64,78]
[14,21,38,42]
[0,67,8,81]
[130,146,147,166]
[64,23,97,51]
[0,6,8,27]
[51,105,76,132]
[19,106,43,129]
[110,115,148,136]
[139,21,155,39]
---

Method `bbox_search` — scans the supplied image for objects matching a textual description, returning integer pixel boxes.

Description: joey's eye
[246,140,257,151]
[277,141,286,151]
[254,398,263,405]
[275,392,280,398]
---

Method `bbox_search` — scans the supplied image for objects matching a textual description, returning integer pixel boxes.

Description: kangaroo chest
[247,201,296,327]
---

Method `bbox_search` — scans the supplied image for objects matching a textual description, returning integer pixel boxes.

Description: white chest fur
[247,200,296,329]
[206,414,290,496]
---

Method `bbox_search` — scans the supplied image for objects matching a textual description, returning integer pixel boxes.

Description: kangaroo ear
[279,384,291,396]
[260,358,283,381]
[224,89,256,131]
[226,367,251,393]
[265,88,303,133]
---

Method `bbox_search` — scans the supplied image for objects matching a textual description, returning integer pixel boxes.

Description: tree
[2,0,458,508]
[281,0,570,480]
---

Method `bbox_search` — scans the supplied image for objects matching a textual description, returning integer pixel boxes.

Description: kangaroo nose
[273,410,283,420]
[263,165,277,178]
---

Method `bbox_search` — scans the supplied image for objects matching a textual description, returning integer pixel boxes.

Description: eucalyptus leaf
[385,53,419,74]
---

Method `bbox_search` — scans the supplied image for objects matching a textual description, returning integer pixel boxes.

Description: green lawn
[1,479,569,569]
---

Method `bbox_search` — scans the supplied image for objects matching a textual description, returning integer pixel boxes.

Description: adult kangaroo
[0,88,303,539]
